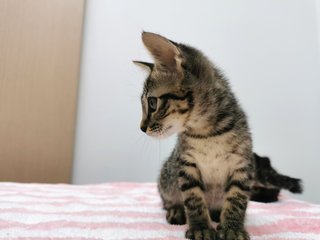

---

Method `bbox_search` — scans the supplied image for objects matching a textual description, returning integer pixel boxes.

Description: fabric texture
[0,182,319,240]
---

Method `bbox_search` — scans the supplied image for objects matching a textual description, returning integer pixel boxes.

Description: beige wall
[0,0,85,183]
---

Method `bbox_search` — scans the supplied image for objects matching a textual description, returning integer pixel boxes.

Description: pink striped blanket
[0,182,319,240]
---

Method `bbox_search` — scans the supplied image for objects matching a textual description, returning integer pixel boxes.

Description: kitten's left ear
[133,61,154,73]
[142,32,182,73]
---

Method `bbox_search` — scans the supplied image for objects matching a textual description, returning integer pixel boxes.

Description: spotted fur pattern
[134,32,302,240]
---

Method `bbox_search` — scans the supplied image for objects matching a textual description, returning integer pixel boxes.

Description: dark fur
[252,153,303,202]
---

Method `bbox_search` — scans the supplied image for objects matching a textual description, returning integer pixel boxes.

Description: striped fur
[134,32,302,240]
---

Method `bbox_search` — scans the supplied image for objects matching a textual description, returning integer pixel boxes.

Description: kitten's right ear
[133,61,154,73]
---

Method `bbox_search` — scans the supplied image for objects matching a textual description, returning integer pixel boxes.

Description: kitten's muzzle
[140,125,147,133]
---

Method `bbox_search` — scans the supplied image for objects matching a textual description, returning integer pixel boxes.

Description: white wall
[72,0,320,203]
[317,0,320,54]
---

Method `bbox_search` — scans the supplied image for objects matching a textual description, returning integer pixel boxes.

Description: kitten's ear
[133,61,154,73]
[142,32,182,73]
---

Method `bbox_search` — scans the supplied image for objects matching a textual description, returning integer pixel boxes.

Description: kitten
[251,153,302,203]
[134,32,302,240]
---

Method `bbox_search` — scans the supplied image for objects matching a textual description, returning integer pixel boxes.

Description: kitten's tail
[253,153,303,194]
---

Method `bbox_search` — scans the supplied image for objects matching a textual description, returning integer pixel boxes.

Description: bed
[0,182,319,240]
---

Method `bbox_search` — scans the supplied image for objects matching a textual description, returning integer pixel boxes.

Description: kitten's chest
[186,137,232,208]
[186,136,233,188]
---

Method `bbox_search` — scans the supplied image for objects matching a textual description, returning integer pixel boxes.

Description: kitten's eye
[148,97,157,112]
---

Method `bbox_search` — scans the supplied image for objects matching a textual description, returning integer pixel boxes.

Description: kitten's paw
[216,225,249,240]
[185,227,216,240]
[166,205,186,225]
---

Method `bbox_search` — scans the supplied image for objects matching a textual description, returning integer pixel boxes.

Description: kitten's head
[134,32,200,139]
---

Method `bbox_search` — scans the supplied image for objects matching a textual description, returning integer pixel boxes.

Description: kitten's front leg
[178,158,215,240]
[217,165,251,240]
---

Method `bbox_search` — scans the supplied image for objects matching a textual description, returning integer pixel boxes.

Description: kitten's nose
[140,125,147,133]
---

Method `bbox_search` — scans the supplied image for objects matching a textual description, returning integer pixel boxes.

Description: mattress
[0,182,319,240]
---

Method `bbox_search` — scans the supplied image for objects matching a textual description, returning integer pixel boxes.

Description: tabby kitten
[134,32,302,240]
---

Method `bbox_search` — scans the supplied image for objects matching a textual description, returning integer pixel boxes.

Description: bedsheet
[0,182,319,240]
